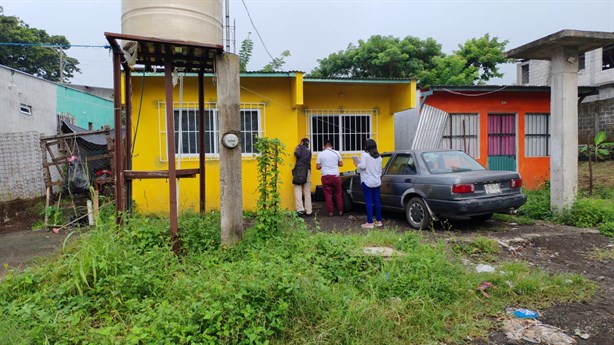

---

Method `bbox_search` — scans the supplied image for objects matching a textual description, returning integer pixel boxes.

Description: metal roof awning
[505,29,614,60]
[104,32,223,73]
[424,85,599,97]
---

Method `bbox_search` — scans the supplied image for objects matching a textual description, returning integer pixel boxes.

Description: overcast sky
[2,0,613,87]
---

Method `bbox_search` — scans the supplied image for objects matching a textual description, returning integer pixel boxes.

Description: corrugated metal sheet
[411,104,448,150]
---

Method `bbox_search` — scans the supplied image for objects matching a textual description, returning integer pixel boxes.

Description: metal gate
[487,114,516,171]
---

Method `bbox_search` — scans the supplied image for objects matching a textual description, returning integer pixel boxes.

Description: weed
[586,246,614,261]
[453,236,501,261]
[254,137,286,238]
[492,213,535,225]
[519,181,614,237]
[0,213,596,344]
[519,185,554,220]
[558,198,614,230]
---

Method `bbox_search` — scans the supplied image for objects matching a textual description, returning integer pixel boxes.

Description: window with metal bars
[440,113,479,158]
[525,113,550,157]
[308,111,373,153]
[166,104,262,157]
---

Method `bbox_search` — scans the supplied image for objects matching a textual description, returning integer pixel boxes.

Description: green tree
[455,34,511,83]
[238,34,290,73]
[239,33,254,72]
[0,10,80,82]
[261,50,290,72]
[310,34,512,86]
[419,55,479,86]
[310,35,443,79]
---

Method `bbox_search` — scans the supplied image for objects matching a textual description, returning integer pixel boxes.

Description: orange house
[419,85,597,190]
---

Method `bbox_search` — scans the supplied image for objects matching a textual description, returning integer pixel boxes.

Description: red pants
[321,174,343,214]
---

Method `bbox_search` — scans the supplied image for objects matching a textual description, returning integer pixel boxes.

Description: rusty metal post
[198,70,206,213]
[125,68,133,212]
[165,61,180,254]
[112,51,124,224]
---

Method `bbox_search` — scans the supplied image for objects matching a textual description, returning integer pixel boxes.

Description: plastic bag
[67,156,90,194]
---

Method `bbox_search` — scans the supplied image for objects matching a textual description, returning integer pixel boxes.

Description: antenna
[225,0,231,51]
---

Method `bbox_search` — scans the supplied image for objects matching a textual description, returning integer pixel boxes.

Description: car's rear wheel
[405,197,431,229]
[470,213,493,222]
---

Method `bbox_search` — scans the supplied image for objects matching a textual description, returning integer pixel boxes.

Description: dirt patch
[0,229,70,280]
[304,202,614,345]
[0,198,43,234]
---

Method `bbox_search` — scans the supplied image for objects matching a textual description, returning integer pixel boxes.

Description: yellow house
[129,71,415,213]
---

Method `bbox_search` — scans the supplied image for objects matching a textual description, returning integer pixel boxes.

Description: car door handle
[404,178,413,183]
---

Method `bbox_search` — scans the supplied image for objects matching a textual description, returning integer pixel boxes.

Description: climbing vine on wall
[254,137,286,237]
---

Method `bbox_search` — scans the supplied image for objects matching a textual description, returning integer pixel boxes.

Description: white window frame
[158,102,264,161]
[20,103,32,116]
[306,109,378,154]
[525,113,550,157]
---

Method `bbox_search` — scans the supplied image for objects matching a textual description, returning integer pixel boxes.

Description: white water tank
[121,0,223,46]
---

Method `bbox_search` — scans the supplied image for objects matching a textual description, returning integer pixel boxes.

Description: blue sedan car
[341,149,527,229]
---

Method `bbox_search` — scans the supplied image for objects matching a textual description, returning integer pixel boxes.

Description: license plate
[484,183,501,194]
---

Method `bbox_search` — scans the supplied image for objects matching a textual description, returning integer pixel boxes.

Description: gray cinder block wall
[517,47,614,143]
[579,99,614,143]
[0,132,45,202]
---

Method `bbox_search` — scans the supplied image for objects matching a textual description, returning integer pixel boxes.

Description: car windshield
[421,151,485,174]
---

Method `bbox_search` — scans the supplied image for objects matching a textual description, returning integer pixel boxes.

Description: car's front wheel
[405,197,431,229]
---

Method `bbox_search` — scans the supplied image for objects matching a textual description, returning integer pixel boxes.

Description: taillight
[510,178,523,188]
[452,184,474,193]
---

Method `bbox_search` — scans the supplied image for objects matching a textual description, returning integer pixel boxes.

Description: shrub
[518,184,553,220]
[598,221,614,237]
[558,198,614,230]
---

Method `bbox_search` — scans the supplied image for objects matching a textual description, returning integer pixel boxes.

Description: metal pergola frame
[105,32,223,253]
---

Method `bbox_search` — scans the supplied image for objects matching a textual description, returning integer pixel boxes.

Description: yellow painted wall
[302,82,401,178]
[130,74,414,214]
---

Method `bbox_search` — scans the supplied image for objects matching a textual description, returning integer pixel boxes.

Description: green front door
[487,114,516,171]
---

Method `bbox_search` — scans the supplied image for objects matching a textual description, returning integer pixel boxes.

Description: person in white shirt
[316,140,344,217]
[354,139,383,228]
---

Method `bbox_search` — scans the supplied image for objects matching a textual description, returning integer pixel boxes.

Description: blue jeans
[361,182,382,223]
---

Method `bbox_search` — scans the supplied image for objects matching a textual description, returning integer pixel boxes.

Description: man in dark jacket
[293,138,312,216]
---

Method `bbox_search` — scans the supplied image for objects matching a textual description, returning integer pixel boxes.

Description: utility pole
[216,53,243,245]
[58,48,63,83]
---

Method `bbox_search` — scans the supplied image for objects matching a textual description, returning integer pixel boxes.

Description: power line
[0,42,110,49]
[240,0,275,62]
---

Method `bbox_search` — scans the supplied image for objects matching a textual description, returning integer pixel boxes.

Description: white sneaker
[374,221,383,227]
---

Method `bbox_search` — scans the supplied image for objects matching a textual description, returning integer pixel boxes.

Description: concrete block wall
[0,132,45,202]
[578,98,614,144]
[518,60,551,85]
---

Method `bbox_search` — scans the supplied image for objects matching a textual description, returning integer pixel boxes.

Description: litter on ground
[503,318,576,345]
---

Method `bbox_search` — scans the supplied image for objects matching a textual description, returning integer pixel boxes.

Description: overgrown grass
[492,213,536,225]
[519,178,614,237]
[0,213,595,344]
[586,246,614,261]
[452,236,501,262]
